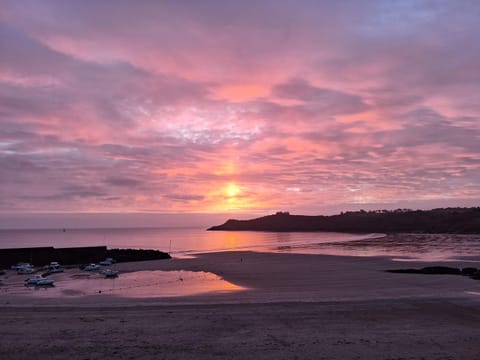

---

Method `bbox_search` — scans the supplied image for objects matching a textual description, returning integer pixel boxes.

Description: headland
[208,207,480,233]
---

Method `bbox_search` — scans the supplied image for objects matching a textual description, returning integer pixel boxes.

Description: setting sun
[226,183,240,198]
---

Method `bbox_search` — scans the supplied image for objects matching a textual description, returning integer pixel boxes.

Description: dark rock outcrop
[106,248,170,263]
[461,267,478,276]
[387,266,479,280]
[386,266,462,275]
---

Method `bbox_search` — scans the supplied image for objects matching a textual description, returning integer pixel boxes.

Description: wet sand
[1,251,480,359]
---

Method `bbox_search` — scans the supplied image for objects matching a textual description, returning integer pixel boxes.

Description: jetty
[0,246,170,268]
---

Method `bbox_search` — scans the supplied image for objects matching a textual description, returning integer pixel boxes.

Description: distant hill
[207,208,480,234]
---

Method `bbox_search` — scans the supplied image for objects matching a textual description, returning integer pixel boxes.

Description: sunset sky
[1,1,479,226]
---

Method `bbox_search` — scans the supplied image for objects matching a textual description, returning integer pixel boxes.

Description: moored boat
[11,262,32,270]
[83,263,101,271]
[25,275,55,286]
[17,264,35,274]
[99,258,115,266]
[47,262,64,273]
[100,269,119,278]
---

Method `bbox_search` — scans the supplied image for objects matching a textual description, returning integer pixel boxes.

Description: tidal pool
[1,269,245,299]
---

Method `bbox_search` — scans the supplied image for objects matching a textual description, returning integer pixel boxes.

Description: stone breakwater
[0,246,170,268]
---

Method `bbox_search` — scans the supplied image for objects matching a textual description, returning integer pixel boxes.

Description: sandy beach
[1,251,480,359]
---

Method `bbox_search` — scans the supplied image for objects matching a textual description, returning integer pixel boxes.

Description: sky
[1,1,479,228]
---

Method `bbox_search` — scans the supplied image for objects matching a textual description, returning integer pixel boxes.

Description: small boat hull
[25,276,55,286]
[100,269,119,278]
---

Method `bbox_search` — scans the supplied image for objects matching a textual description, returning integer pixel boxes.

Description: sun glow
[226,182,240,198]
[204,181,260,212]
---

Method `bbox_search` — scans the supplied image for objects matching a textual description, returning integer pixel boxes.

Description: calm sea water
[1,227,479,261]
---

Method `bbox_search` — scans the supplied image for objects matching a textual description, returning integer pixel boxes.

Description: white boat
[48,265,64,273]
[12,262,33,270]
[48,262,64,273]
[17,265,35,274]
[25,275,55,286]
[84,263,100,271]
[100,269,119,278]
[99,258,115,266]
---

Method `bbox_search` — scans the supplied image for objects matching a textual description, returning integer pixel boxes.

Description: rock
[461,267,478,276]
[420,266,461,275]
[470,271,480,280]
[386,266,461,275]
[386,269,421,274]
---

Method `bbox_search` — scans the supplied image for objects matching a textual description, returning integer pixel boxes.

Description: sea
[1,227,480,262]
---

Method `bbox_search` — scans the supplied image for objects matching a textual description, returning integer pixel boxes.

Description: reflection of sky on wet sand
[274,234,480,262]
[1,270,245,299]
